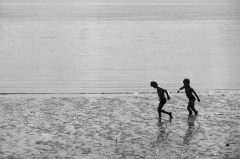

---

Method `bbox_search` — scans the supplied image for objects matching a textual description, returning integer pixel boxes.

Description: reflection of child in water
[177,79,200,117]
[152,121,171,147]
[183,117,196,144]
[150,81,173,122]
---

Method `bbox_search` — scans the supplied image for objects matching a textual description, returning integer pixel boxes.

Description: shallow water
[0,0,240,93]
[0,91,239,158]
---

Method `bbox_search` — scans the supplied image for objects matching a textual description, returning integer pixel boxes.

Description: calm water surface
[0,0,240,93]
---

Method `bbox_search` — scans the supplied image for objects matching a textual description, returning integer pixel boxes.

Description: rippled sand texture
[0,91,240,159]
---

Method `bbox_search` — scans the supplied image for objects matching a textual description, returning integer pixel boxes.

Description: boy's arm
[177,86,185,93]
[192,89,200,102]
[164,89,171,100]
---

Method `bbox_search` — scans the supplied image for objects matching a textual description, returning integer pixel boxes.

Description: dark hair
[183,78,190,85]
[150,81,158,88]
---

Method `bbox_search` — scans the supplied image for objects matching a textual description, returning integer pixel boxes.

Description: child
[177,78,200,117]
[150,81,173,122]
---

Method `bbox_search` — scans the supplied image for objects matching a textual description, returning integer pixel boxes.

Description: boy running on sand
[150,81,173,122]
[177,78,200,117]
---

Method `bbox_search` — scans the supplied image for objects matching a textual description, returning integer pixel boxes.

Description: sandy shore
[0,90,239,159]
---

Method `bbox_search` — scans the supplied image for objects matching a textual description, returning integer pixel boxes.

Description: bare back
[157,87,166,100]
[185,86,195,100]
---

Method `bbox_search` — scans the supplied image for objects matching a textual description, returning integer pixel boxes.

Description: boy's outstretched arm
[192,89,200,102]
[177,86,185,93]
[164,89,171,100]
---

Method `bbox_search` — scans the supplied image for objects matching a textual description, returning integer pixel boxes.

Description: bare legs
[158,98,173,122]
[187,99,198,116]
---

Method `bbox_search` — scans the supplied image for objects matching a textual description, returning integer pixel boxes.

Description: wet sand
[0,90,240,158]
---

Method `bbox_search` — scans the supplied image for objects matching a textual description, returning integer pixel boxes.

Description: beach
[1,0,240,158]
[1,90,239,159]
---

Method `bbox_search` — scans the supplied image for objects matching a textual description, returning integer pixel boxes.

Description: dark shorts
[188,99,195,107]
[160,98,167,106]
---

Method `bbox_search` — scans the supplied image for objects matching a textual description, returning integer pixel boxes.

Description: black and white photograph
[0,0,240,158]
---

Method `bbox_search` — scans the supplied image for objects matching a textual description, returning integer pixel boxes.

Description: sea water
[0,1,240,158]
[0,0,240,93]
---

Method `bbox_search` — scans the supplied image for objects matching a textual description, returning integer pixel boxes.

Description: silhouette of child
[177,78,200,117]
[150,81,173,122]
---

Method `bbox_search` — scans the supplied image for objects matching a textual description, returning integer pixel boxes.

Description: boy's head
[150,81,158,88]
[183,78,190,86]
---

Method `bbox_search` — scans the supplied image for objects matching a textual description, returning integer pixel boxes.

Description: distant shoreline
[1,89,240,95]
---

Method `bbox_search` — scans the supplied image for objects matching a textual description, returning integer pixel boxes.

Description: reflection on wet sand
[158,119,172,141]
[152,119,172,147]
[1,91,240,158]
[183,116,198,145]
